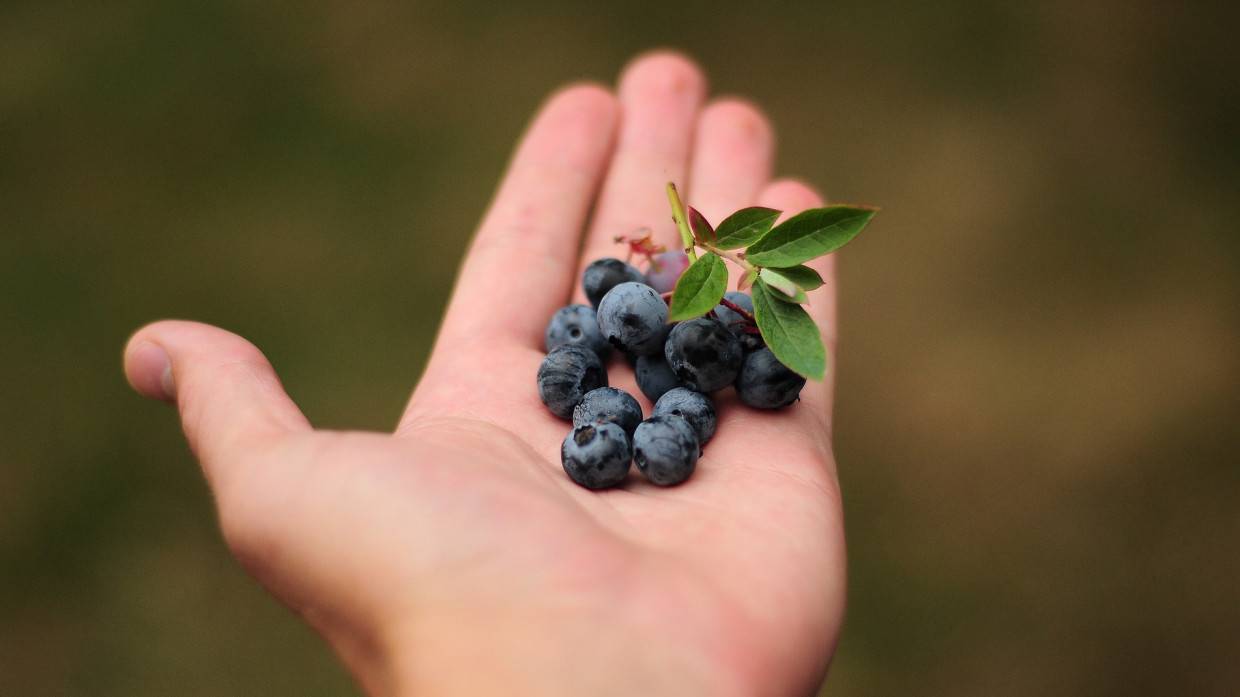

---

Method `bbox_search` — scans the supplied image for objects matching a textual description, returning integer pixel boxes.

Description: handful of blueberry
[537,183,876,489]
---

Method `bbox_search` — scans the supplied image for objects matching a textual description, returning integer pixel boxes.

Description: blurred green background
[3,0,1237,694]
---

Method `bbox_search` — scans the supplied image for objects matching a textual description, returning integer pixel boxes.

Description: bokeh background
[3,0,1238,694]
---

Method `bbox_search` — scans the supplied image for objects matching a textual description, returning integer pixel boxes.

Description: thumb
[123,320,310,489]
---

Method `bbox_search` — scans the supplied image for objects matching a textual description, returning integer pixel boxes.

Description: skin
[123,51,845,697]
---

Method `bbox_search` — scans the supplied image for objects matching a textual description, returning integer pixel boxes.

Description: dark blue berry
[545,304,610,358]
[632,415,699,486]
[561,422,631,489]
[715,291,763,352]
[583,258,645,309]
[537,345,607,419]
[663,317,743,392]
[645,250,690,293]
[634,353,683,403]
[713,291,752,329]
[735,348,805,409]
[573,387,643,440]
[596,281,669,356]
[653,387,717,445]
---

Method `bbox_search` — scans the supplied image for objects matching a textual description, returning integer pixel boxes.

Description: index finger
[434,84,620,349]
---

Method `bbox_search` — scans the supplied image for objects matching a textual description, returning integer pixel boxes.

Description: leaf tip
[839,203,881,214]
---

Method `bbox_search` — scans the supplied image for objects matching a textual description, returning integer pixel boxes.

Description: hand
[123,52,846,697]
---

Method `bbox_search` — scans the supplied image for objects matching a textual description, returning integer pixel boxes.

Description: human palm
[124,52,846,696]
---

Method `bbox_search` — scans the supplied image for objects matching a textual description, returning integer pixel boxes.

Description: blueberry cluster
[537,256,806,489]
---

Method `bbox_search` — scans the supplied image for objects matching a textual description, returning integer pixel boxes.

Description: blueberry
[714,291,753,331]
[596,282,670,356]
[653,387,717,445]
[537,345,607,419]
[573,387,643,440]
[545,304,610,358]
[634,353,683,403]
[735,348,805,409]
[663,317,743,392]
[561,422,631,489]
[644,250,690,294]
[735,329,765,353]
[583,258,645,309]
[715,291,764,352]
[632,415,699,486]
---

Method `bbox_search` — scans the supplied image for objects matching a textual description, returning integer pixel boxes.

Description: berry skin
[644,250,690,294]
[653,387,717,445]
[715,291,764,353]
[632,415,699,486]
[596,282,670,356]
[583,258,646,309]
[634,353,683,403]
[735,347,806,409]
[573,387,643,440]
[714,291,753,328]
[663,317,743,393]
[537,345,607,419]
[545,304,610,358]
[561,422,631,489]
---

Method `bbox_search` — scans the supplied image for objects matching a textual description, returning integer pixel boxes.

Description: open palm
[125,52,846,697]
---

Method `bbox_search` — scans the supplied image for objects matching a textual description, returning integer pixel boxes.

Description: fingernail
[129,341,175,401]
[160,360,177,400]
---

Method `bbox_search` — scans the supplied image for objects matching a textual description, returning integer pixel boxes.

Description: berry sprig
[664,182,877,381]
[536,184,878,490]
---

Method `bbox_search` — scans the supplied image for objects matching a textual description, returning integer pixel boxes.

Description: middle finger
[575,51,707,295]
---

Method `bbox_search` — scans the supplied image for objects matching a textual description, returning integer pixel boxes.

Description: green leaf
[669,252,728,321]
[713,207,781,249]
[771,286,809,303]
[758,268,802,298]
[688,207,715,244]
[758,279,808,303]
[752,280,825,380]
[771,264,824,291]
[745,205,876,267]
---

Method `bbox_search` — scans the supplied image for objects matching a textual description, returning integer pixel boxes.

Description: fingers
[754,179,837,431]
[576,51,707,285]
[687,98,775,287]
[687,99,774,228]
[123,320,310,488]
[438,84,619,347]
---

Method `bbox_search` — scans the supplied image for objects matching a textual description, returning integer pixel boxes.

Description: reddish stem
[718,297,754,322]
